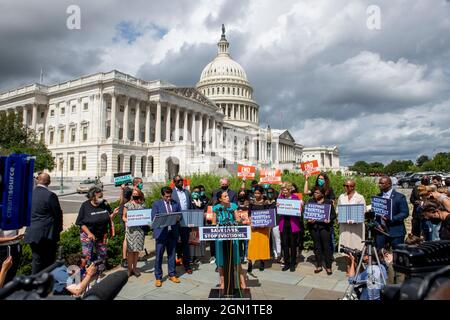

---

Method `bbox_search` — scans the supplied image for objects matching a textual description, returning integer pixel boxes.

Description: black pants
[30,239,57,275]
[176,227,191,270]
[0,243,21,284]
[309,226,333,269]
[209,241,216,258]
[281,222,299,267]
[411,206,422,237]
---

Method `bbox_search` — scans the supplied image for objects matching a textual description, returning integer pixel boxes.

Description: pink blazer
[278,193,302,233]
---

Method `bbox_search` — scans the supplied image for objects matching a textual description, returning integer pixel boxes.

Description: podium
[199,226,251,300]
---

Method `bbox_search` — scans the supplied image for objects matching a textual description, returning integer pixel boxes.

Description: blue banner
[304,203,331,222]
[371,197,392,220]
[199,226,251,241]
[250,209,276,228]
[126,208,152,227]
[277,199,302,216]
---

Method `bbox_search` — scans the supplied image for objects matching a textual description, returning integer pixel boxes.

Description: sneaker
[209,257,216,264]
[176,258,182,266]
[282,265,290,272]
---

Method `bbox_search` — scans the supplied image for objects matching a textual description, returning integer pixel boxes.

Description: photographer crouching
[345,248,392,300]
[51,253,98,297]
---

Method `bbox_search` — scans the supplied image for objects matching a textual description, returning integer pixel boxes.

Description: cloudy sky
[1,0,449,165]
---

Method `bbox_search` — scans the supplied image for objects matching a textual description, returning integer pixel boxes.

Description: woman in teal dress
[213,190,247,289]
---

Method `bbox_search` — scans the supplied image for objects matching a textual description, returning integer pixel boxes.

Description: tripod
[343,225,388,300]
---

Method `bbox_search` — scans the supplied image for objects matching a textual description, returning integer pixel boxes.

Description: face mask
[200,191,205,197]
[317,179,325,187]
[251,187,256,192]
[192,192,200,200]
[96,198,104,205]
[429,218,441,225]
[238,194,246,200]
[267,192,274,199]
[137,183,143,190]
[263,184,269,189]
[221,186,228,191]
[132,196,140,201]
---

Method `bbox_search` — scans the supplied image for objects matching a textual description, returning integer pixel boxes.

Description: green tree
[422,152,450,171]
[349,160,370,174]
[0,112,54,171]
[384,160,414,175]
[416,154,430,167]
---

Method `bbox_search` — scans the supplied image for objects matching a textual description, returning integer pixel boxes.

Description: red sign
[237,165,256,179]
[300,160,320,176]
[259,168,282,185]
[169,178,191,190]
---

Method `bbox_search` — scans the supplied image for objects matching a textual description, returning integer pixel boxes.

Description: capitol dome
[196,25,259,127]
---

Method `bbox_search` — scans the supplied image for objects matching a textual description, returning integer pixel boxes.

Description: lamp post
[60,158,64,194]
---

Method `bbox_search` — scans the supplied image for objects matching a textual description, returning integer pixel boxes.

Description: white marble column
[183,109,188,142]
[123,97,129,141]
[111,93,117,140]
[205,116,210,152]
[212,118,217,151]
[23,106,28,127]
[219,124,224,150]
[225,104,228,118]
[231,104,235,120]
[191,112,196,142]
[31,104,37,129]
[198,113,203,145]
[174,107,180,142]
[155,102,161,143]
[134,100,140,142]
[165,105,171,142]
[145,103,151,143]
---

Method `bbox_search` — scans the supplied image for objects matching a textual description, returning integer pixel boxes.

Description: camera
[382,240,450,300]
[340,245,362,260]
[87,259,104,268]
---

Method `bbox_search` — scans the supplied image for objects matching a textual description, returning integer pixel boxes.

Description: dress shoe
[169,276,180,283]
[326,269,333,276]
[186,269,193,274]
[133,270,141,277]
[290,265,296,272]
[155,280,162,287]
[314,268,323,274]
[282,265,290,271]
[247,261,253,273]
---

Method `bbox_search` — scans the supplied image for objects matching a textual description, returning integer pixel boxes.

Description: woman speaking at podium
[212,190,246,290]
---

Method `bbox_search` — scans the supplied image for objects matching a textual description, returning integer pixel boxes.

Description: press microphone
[83,270,128,300]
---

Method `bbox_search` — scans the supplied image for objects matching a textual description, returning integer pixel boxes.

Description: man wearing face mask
[211,178,238,204]
[421,199,450,240]
[116,177,144,268]
[410,175,430,237]
[171,175,194,274]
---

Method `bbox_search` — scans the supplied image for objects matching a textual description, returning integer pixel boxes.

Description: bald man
[375,176,409,250]
[25,173,63,274]
[211,178,237,204]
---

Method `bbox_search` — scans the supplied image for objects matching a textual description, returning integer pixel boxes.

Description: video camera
[382,240,450,300]
[339,245,362,261]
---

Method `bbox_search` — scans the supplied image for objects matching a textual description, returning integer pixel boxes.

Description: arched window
[232,88,235,95]
[227,87,230,94]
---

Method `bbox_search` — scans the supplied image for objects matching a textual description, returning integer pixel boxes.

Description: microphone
[83,270,128,300]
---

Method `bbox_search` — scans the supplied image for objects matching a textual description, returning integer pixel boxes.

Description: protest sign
[180,210,204,227]
[259,168,282,184]
[250,209,276,228]
[371,196,392,220]
[126,209,152,227]
[304,203,331,222]
[113,172,132,187]
[277,199,302,216]
[300,160,320,176]
[337,204,366,224]
[237,165,256,180]
[199,226,251,241]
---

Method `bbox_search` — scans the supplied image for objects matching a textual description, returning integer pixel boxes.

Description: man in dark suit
[24,173,63,274]
[170,175,194,274]
[151,187,181,287]
[376,176,409,250]
[211,177,238,204]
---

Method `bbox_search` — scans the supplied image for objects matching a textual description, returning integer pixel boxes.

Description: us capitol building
[0,26,340,182]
